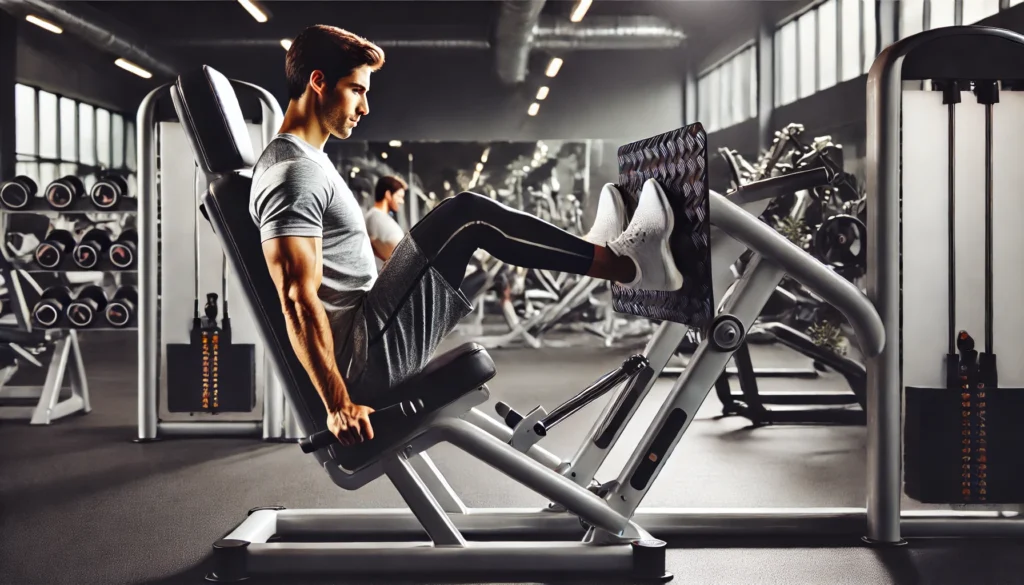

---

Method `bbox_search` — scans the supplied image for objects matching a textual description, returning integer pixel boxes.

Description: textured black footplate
[611,124,713,328]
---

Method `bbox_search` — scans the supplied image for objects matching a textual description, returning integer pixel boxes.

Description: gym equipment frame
[167,64,889,583]
[865,25,1024,544]
[135,83,300,442]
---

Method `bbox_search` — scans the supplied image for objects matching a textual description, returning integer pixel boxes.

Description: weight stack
[167,333,256,413]
[905,386,1024,504]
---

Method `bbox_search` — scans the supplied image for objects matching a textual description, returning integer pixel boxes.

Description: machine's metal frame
[135,84,300,442]
[864,25,1024,545]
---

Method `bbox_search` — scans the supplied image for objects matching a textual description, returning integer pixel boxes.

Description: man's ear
[308,70,327,97]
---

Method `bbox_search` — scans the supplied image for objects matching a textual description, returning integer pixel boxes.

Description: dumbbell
[34,229,77,269]
[73,229,112,269]
[109,229,137,269]
[90,173,129,210]
[44,176,87,210]
[67,285,107,328]
[0,176,38,210]
[32,286,72,328]
[104,286,137,328]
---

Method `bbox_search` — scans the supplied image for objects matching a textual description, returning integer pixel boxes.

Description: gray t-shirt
[249,133,377,363]
[364,207,405,269]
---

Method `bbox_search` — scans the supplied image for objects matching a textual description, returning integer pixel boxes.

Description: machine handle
[299,398,425,453]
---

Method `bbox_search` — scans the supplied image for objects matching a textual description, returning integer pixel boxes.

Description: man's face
[317,65,372,140]
[388,188,405,213]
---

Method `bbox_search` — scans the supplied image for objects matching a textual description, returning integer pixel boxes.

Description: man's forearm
[280,285,350,412]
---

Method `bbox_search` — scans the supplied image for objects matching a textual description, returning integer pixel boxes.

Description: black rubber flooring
[1,331,1022,585]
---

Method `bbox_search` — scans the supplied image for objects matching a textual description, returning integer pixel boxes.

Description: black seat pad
[332,342,496,470]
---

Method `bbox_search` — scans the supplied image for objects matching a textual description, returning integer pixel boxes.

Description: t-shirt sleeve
[251,158,332,241]
[365,209,405,244]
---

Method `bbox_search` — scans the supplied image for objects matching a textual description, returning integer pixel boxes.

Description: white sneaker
[583,183,628,246]
[608,178,684,291]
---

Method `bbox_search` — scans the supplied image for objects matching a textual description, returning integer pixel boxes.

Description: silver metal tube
[605,256,786,522]
[565,322,687,488]
[137,84,171,441]
[462,407,565,470]
[865,47,904,544]
[224,509,277,543]
[436,418,631,535]
[540,356,646,432]
[156,421,263,437]
[728,166,832,205]
[247,507,1024,541]
[382,454,467,546]
[710,191,885,357]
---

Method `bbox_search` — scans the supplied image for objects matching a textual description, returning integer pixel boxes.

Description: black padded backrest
[172,65,256,175]
[201,177,326,439]
[169,67,327,447]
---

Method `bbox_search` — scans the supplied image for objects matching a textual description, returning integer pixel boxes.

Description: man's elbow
[281,279,317,312]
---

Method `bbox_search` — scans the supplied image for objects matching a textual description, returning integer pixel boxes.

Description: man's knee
[449,191,492,219]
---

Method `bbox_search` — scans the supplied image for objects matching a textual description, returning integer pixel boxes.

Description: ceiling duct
[0,0,183,77]
[167,38,493,50]
[534,16,685,50]
[494,0,547,85]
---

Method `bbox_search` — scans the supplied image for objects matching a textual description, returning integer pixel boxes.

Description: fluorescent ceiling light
[528,102,540,116]
[545,58,563,77]
[475,162,484,171]
[536,86,549,100]
[237,0,269,23]
[280,39,292,51]
[381,152,388,159]
[115,58,152,79]
[26,15,62,34]
[389,140,402,147]
[570,0,592,22]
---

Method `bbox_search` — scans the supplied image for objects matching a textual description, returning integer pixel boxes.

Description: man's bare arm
[262,236,350,412]
[369,238,398,263]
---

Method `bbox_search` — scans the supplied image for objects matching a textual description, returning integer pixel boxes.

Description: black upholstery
[169,65,496,462]
[173,66,256,175]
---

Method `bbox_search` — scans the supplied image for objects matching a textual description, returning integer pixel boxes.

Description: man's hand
[328,402,376,445]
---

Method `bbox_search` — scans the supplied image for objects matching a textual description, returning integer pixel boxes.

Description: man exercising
[364,175,407,268]
[251,25,683,447]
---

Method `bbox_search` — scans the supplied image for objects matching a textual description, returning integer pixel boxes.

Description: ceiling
[11,0,770,83]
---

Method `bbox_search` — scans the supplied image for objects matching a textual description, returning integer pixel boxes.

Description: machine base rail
[216,507,1024,542]
[209,508,672,583]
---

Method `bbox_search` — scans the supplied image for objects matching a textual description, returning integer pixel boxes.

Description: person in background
[364,175,406,268]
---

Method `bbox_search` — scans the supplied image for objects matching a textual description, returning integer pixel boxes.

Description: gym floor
[2,330,1023,585]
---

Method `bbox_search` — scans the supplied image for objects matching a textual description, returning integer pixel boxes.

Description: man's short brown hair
[285,25,385,100]
[375,175,408,202]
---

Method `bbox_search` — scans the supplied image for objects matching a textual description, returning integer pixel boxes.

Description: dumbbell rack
[0,177,138,425]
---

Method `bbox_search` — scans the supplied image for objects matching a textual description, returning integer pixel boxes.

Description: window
[930,0,956,29]
[96,108,111,167]
[708,67,721,131]
[112,114,125,168]
[697,46,757,132]
[731,54,745,126]
[862,0,877,73]
[962,0,999,24]
[900,0,925,39]
[38,91,58,160]
[818,0,838,90]
[798,12,817,99]
[777,21,798,106]
[13,84,135,190]
[78,103,95,165]
[126,121,137,172]
[840,0,861,82]
[60,97,77,162]
[1012,0,1024,6]
[749,47,758,119]
[15,85,36,158]
[698,74,710,128]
